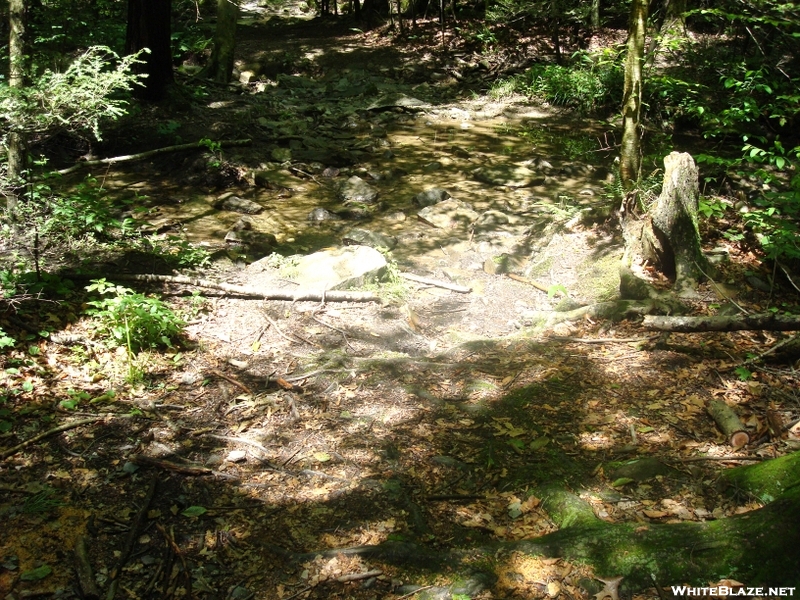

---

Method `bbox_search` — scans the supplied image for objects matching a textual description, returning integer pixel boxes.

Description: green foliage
[22,488,64,514]
[510,50,623,114]
[0,328,15,349]
[0,46,145,144]
[33,178,138,240]
[84,279,185,353]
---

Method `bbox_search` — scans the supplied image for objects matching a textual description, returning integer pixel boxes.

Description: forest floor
[1,5,799,600]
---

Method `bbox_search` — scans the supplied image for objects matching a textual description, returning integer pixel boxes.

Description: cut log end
[730,430,750,449]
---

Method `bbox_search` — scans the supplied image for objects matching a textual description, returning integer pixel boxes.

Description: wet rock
[342,227,397,250]
[291,246,387,291]
[253,169,296,189]
[423,161,442,172]
[337,176,379,204]
[417,199,479,229]
[233,216,254,231]
[449,145,471,158]
[473,165,546,188]
[213,194,264,215]
[307,207,342,222]
[385,211,407,223]
[413,187,451,207]
[366,94,431,112]
[475,210,510,227]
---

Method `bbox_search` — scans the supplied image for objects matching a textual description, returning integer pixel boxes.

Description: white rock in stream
[417,199,479,229]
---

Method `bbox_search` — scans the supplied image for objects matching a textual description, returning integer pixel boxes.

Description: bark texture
[5,0,26,214]
[619,0,647,187]
[650,152,708,292]
[643,312,800,332]
[203,0,238,83]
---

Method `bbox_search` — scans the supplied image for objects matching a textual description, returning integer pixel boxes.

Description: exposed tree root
[286,454,800,592]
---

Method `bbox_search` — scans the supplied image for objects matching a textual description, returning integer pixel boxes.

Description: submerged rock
[308,207,342,222]
[413,187,451,207]
[213,194,264,215]
[342,228,397,250]
[337,176,380,204]
[417,199,479,229]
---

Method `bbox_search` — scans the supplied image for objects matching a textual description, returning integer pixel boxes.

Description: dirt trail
[1,8,797,600]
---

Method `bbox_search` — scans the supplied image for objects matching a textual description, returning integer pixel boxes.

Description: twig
[283,368,343,383]
[694,260,749,315]
[674,455,765,463]
[208,369,254,395]
[400,272,471,293]
[397,585,435,599]
[777,261,800,294]
[335,570,383,582]
[74,536,101,600]
[131,455,214,475]
[283,586,312,600]
[262,312,298,344]
[71,272,380,303]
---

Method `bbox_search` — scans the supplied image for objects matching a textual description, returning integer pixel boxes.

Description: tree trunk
[202,0,238,83]
[620,0,647,188]
[125,0,173,101]
[659,0,686,37]
[5,0,26,215]
[590,0,600,29]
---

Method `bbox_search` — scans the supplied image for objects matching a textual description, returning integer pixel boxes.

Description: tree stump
[622,152,709,297]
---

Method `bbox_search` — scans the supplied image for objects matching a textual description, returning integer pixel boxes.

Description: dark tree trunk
[361,0,389,18]
[125,0,173,101]
[202,0,238,83]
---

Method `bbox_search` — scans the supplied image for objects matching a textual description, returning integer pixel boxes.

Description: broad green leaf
[21,565,52,581]
[611,477,635,488]
[181,506,208,517]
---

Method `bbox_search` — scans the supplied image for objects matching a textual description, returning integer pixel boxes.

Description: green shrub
[84,279,185,353]
[517,50,623,114]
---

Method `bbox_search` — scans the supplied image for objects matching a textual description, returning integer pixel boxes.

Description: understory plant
[84,279,185,354]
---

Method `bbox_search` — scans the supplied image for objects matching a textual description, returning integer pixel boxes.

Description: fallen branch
[0,414,130,460]
[131,454,213,476]
[642,312,800,332]
[74,536,101,600]
[400,272,471,293]
[105,273,380,303]
[107,478,158,599]
[49,139,252,177]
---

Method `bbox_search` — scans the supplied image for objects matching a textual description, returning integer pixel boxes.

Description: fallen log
[47,138,252,177]
[642,312,800,332]
[707,399,749,448]
[103,273,380,303]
